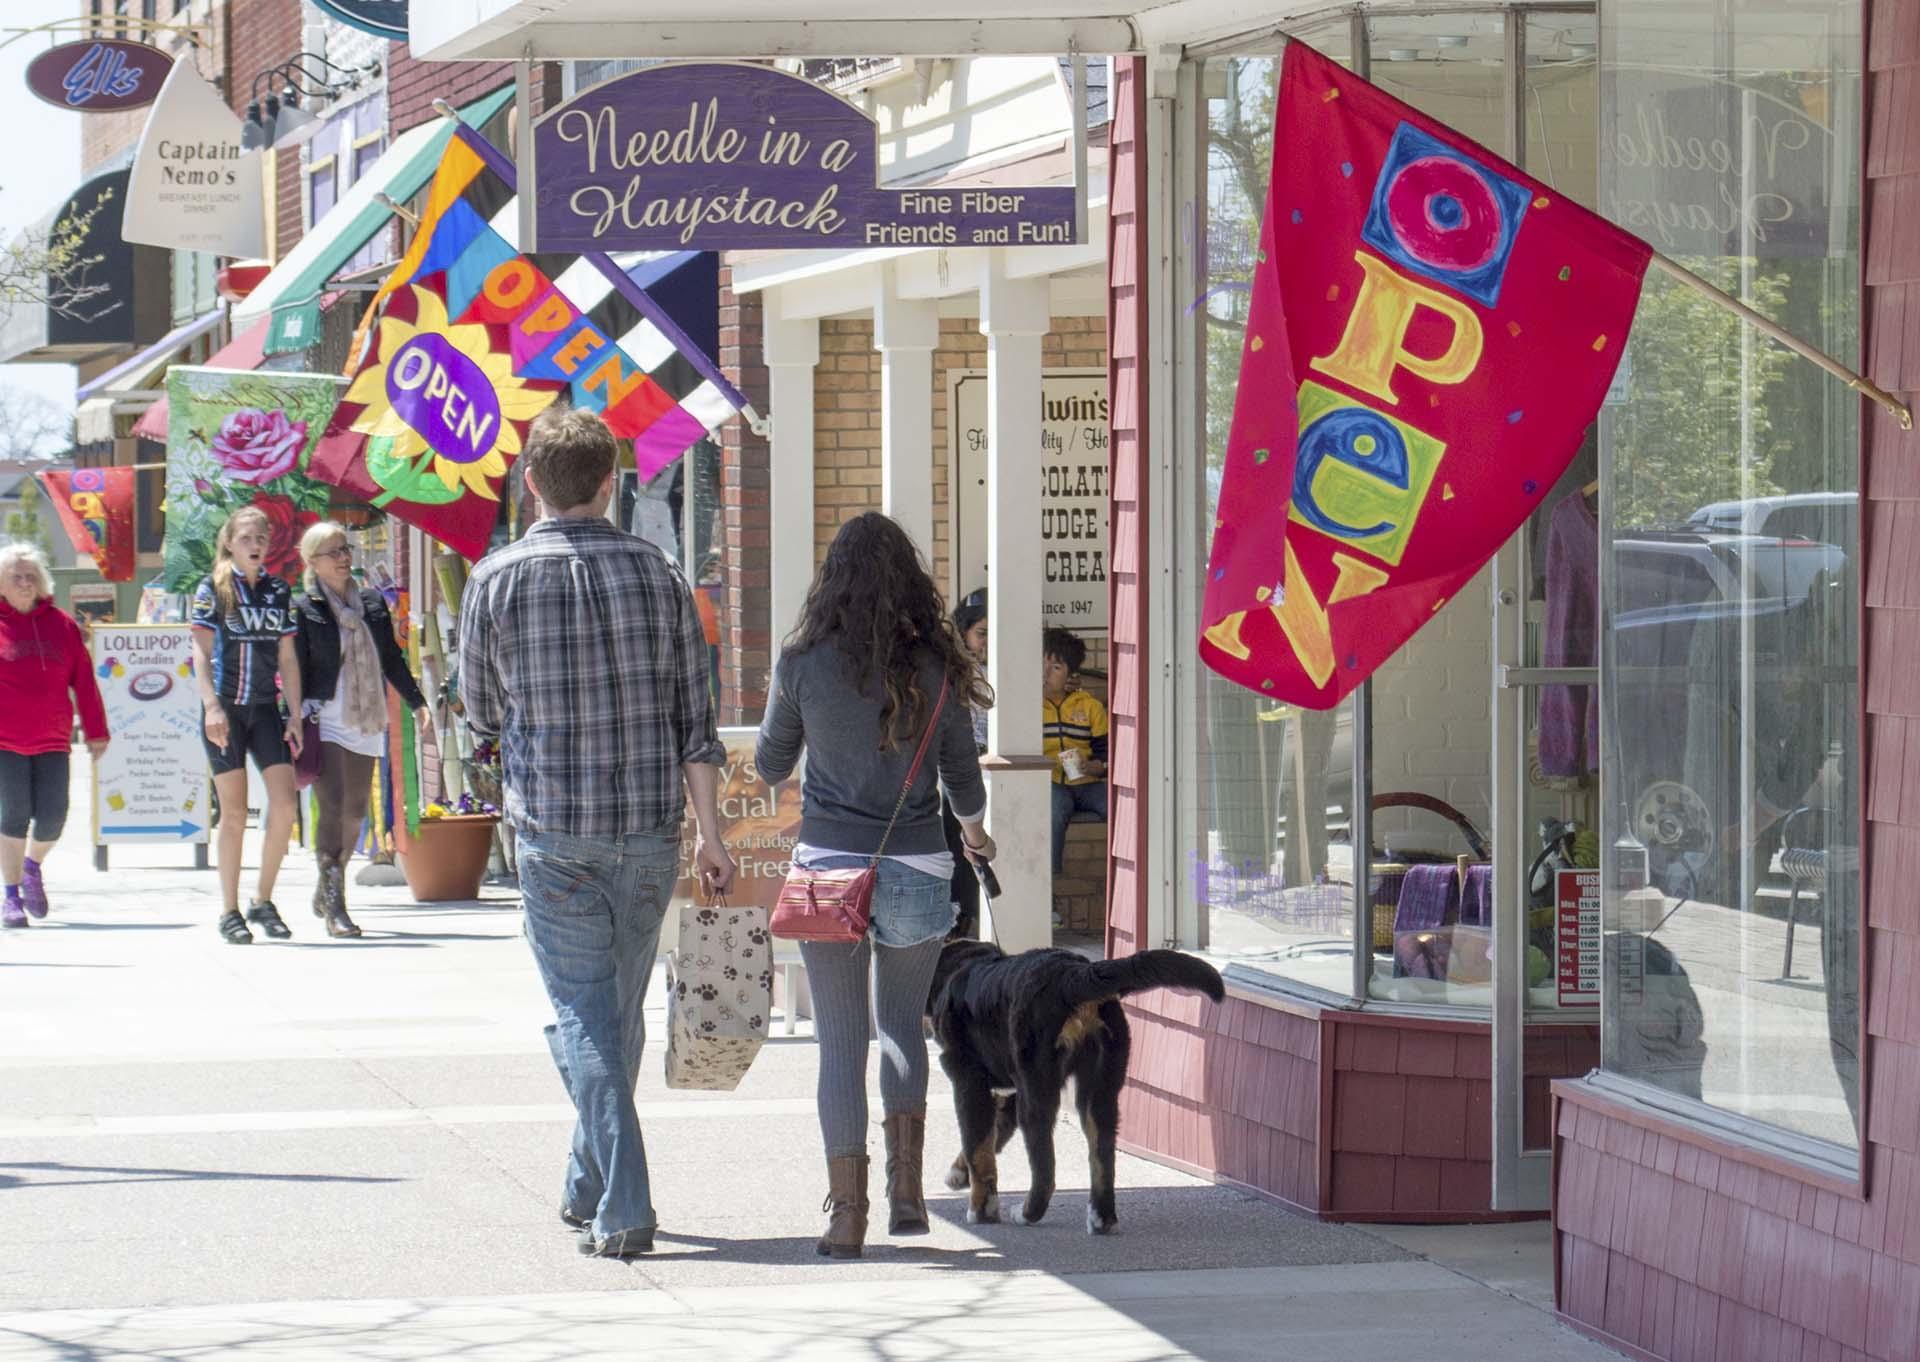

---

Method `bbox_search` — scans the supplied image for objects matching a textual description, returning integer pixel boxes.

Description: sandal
[246,900,292,940]
[218,910,253,945]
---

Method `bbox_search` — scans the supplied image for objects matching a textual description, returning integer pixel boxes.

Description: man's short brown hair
[522,406,618,512]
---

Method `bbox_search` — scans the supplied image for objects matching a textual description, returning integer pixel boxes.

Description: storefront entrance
[1169,6,1605,1213]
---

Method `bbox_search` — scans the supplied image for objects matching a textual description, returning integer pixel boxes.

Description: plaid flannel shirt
[459,517,724,838]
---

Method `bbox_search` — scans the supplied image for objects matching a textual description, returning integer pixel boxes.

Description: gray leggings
[798,934,947,1158]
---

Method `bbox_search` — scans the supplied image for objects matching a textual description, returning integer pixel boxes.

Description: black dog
[927,940,1224,1234]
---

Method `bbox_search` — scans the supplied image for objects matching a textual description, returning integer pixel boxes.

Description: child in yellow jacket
[1042,627,1108,874]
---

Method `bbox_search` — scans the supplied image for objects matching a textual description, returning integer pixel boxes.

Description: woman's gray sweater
[755,645,985,856]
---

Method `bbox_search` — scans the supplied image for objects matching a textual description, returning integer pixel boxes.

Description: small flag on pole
[39,467,136,582]
[1199,42,1651,708]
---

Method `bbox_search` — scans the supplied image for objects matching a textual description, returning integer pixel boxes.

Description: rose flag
[38,467,136,582]
[160,367,344,591]
[1200,42,1651,708]
[313,123,746,562]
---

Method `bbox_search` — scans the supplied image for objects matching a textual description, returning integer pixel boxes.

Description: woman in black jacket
[294,522,428,937]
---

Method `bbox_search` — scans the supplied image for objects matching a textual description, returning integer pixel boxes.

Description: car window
[1615,548,1721,611]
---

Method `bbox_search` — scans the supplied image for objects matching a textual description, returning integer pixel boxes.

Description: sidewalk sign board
[664,727,802,966]
[90,624,209,852]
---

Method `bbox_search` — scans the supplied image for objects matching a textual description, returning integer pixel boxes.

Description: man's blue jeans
[518,828,678,1239]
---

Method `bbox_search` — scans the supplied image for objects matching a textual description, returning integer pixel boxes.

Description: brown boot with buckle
[817,1153,870,1259]
[883,1111,930,1235]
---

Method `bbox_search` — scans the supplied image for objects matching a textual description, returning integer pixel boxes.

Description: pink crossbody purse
[769,675,950,943]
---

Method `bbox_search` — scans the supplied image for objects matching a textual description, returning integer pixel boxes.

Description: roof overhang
[407,0,1333,60]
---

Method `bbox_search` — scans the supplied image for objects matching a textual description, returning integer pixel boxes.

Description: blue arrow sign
[101,821,202,839]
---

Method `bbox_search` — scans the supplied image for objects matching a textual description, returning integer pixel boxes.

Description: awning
[74,307,227,405]
[233,85,516,335]
[129,312,274,442]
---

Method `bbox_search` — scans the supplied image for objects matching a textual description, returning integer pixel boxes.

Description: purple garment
[1539,492,1599,777]
[1460,864,1494,926]
[1392,864,1459,934]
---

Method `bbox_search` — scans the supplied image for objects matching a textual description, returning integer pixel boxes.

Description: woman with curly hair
[755,512,996,1259]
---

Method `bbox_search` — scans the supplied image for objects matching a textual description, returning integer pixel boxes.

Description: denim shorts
[802,854,956,948]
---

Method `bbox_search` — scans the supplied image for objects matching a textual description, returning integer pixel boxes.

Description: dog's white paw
[1087,1205,1118,1236]
[967,1193,1000,1224]
[944,1162,970,1191]
[1018,1205,1047,1226]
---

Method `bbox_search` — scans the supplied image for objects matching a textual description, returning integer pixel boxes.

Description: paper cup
[1059,749,1086,781]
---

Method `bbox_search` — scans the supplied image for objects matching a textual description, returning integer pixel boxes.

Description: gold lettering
[1310,252,1485,406]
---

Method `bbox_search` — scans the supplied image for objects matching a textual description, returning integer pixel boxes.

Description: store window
[1598,0,1861,1155]
[1177,10,1598,1006]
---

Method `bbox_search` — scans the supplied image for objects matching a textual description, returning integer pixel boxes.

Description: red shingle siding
[1556,6,1920,1359]
[1105,56,1149,958]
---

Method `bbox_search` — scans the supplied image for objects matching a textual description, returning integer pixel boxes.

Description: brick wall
[812,315,1109,613]
[226,0,304,258]
[386,43,515,135]
[717,260,771,725]
[81,0,227,175]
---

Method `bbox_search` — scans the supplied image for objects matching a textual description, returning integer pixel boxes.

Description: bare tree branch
[0,185,121,326]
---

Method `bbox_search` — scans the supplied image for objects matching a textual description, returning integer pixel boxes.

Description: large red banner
[1200,42,1651,707]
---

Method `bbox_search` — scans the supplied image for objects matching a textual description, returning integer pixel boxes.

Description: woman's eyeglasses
[315,546,353,562]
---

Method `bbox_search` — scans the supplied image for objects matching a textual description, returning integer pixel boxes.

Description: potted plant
[398,792,500,902]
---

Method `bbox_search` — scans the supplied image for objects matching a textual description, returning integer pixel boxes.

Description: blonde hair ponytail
[212,506,271,617]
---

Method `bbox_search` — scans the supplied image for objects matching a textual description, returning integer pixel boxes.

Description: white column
[763,302,819,652]
[874,271,938,559]
[979,254,1054,952]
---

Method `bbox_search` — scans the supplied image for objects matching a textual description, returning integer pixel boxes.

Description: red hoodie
[0,597,109,755]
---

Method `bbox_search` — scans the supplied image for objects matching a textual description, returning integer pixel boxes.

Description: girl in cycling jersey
[190,506,304,945]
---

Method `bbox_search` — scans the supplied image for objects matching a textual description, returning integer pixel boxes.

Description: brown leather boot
[816,1154,869,1259]
[883,1111,930,1235]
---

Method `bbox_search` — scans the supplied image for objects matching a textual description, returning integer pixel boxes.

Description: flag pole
[1648,252,1910,431]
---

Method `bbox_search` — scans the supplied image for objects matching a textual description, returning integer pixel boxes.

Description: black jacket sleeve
[293,594,318,697]
[365,591,428,712]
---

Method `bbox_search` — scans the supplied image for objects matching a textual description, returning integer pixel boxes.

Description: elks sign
[122,58,264,259]
[25,39,169,113]
[528,62,1079,252]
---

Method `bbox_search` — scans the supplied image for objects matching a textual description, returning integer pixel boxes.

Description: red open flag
[1200,42,1651,708]
[38,467,136,582]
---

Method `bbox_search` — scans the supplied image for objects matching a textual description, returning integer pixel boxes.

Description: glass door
[1489,9,1603,1211]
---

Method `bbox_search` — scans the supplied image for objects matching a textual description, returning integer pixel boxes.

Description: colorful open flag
[1200,42,1651,708]
[39,467,136,582]
[313,124,744,561]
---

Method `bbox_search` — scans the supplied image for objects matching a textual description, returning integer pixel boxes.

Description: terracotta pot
[398,814,500,903]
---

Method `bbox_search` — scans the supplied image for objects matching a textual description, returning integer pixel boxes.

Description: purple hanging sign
[529,62,1080,252]
[25,39,170,113]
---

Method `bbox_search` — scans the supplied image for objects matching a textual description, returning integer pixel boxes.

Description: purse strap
[871,672,951,863]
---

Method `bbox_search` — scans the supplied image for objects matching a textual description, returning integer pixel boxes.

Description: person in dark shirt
[190,505,303,946]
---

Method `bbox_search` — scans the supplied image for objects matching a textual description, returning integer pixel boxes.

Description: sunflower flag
[1200,42,1650,708]
[312,124,745,563]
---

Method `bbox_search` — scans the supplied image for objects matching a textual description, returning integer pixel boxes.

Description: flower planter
[399,814,500,903]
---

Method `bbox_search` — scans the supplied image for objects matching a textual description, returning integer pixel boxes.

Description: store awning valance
[232,85,516,335]
[75,307,227,405]
[129,312,274,442]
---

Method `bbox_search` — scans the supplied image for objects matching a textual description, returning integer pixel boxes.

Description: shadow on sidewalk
[647,1228,1015,1271]
[0,1161,403,1191]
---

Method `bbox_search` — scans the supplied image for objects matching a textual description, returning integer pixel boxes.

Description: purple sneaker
[2,894,25,929]
[20,860,47,920]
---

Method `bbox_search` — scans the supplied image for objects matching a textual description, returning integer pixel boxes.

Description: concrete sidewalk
[0,774,1622,1361]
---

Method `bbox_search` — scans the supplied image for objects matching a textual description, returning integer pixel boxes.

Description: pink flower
[211,408,307,485]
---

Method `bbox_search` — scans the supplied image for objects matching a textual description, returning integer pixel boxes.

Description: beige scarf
[322,581,387,735]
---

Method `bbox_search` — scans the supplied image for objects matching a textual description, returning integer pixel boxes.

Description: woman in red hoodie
[0,542,108,929]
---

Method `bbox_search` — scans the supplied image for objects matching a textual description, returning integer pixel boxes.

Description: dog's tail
[1067,950,1225,1007]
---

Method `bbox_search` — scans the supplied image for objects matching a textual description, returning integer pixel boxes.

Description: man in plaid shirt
[460,407,735,1259]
